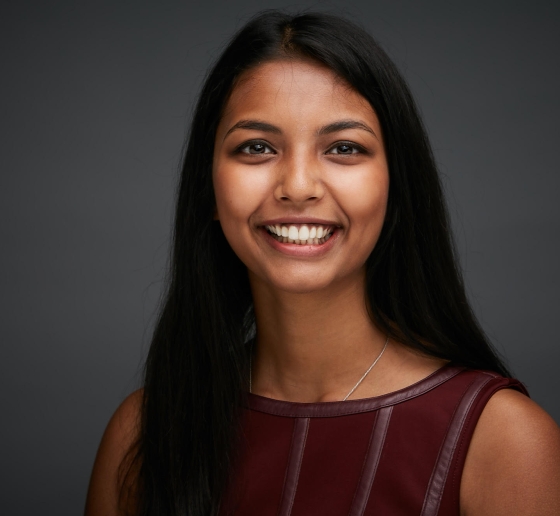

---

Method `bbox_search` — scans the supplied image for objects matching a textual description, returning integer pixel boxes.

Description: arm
[84,390,143,516]
[460,389,560,515]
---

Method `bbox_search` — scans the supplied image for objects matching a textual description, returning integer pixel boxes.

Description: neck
[249,270,388,402]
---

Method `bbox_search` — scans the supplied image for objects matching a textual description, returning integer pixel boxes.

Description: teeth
[264,223,335,245]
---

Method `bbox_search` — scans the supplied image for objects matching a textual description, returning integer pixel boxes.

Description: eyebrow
[317,120,377,139]
[223,118,377,141]
[224,120,281,140]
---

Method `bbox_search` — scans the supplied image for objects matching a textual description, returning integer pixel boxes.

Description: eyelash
[235,140,276,155]
[326,141,366,155]
[234,140,367,156]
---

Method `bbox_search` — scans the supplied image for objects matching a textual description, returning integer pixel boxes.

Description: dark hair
[123,9,510,516]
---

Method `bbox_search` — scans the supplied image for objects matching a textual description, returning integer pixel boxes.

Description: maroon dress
[219,365,527,516]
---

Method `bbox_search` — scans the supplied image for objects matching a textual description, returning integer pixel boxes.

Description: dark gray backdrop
[1,1,558,514]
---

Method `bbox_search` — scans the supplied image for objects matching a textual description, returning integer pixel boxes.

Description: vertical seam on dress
[347,405,393,516]
[420,375,493,516]
[348,411,379,513]
[277,417,310,516]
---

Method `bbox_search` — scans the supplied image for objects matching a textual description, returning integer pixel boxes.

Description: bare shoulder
[84,389,143,516]
[461,388,560,516]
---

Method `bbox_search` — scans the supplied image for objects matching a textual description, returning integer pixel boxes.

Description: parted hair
[122,10,510,516]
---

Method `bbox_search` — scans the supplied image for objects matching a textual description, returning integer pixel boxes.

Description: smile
[264,224,335,245]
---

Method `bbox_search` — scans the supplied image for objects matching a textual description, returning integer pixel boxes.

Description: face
[212,59,389,294]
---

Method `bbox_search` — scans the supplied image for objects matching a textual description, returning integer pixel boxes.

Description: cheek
[213,175,255,267]
[212,163,272,268]
[333,166,389,235]
[213,164,265,222]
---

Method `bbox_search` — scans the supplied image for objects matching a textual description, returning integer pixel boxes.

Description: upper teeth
[265,224,333,242]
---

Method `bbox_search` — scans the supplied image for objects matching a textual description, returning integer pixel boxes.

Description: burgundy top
[219,365,527,516]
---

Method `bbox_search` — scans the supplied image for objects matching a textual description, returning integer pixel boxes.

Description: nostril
[275,181,324,203]
[280,196,318,202]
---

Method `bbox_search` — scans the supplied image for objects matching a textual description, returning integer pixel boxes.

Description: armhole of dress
[448,376,529,510]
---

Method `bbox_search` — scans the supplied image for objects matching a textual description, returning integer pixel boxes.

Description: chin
[263,270,343,295]
[278,283,331,294]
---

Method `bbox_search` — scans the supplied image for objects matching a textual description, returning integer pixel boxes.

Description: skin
[213,58,416,403]
[85,59,560,515]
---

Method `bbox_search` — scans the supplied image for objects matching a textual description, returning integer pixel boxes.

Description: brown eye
[328,143,362,155]
[238,141,274,154]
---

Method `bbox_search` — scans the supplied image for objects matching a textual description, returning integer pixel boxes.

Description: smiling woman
[84,10,560,516]
[213,60,389,293]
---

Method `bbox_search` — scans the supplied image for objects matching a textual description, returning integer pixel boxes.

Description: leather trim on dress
[246,364,465,418]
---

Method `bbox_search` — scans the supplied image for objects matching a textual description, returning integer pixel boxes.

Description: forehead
[218,59,378,131]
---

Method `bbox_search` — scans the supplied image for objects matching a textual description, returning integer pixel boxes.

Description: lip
[259,216,341,227]
[259,226,340,257]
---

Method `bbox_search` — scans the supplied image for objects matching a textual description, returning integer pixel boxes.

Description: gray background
[1,0,558,514]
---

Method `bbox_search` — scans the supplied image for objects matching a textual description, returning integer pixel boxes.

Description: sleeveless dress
[219,365,527,516]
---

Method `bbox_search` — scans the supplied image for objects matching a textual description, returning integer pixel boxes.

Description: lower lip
[260,227,340,257]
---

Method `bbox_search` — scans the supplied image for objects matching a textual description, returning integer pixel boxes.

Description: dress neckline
[246,363,464,418]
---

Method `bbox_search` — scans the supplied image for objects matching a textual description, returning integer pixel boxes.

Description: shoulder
[85,389,143,516]
[460,386,560,516]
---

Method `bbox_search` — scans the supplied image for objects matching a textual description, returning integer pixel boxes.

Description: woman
[85,10,560,516]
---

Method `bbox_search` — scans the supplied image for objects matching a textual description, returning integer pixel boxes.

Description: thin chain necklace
[249,336,389,402]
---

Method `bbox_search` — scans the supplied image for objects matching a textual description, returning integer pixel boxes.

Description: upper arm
[460,388,560,516]
[84,389,143,516]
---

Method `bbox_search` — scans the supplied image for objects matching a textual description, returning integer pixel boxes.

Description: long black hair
[122,10,511,516]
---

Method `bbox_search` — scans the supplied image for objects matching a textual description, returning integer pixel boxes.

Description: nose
[274,153,325,205]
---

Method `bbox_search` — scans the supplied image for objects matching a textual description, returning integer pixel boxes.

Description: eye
[237,140,275,155]
[327,142,364,155]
